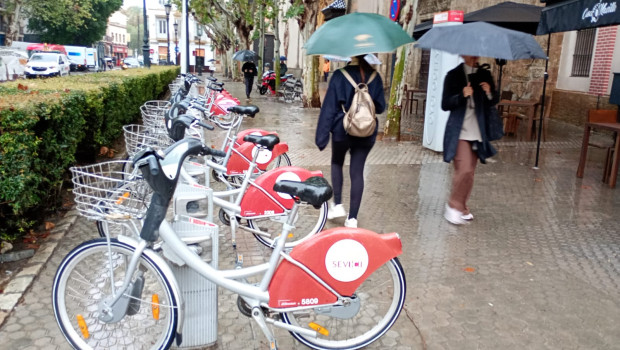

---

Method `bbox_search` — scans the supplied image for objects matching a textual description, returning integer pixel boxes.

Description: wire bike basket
[70,160,151,222]
[123,124,173,157]
[140,100,171,133]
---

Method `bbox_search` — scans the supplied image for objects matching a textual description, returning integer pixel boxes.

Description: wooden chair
[530,94,552,142]
[509,94,552,141]
[498,91,520,135]
[587,109,617,183]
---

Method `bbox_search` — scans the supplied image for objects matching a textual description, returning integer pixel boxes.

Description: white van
[65,45,88,71]
[85,48,100,72]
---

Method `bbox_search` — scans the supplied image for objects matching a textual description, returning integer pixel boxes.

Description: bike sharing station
[422,11,464,152]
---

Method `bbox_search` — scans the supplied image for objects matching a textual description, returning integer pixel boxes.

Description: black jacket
[441,63,499,163]
[315,64,386,150]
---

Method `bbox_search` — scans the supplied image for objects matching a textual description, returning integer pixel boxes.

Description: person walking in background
[315,55,386,228]
[441,55,499,225]
[323,59,330,82]
[241,60,257,100]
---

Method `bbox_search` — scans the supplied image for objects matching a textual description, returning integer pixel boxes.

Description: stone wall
[552,89,618,126]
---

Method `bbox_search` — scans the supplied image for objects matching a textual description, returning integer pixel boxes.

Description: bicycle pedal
[235,254,243,267]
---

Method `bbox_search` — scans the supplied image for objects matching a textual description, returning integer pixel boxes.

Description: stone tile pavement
[0,75,619,349]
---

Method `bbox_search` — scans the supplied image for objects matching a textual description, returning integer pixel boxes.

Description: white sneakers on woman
[444,204,474,225]
[327,202,347,220]
[327,202,358,228]
[344,218,358,228]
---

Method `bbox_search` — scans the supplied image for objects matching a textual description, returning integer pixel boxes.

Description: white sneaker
[327,203,347,220]
[344,217,358,228]
[461,213,474,221]
[444,204,466,225]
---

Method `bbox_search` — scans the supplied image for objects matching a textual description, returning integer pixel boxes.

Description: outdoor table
[577,122,620,188]
[497,99,538,141]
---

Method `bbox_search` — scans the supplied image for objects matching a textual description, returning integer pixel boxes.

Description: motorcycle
[258,70,294,95]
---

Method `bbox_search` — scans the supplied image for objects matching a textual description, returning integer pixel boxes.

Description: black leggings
[244,76,254,97]
[331,137,374,219]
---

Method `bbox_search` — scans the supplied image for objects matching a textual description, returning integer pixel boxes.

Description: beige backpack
[340,68,377,137]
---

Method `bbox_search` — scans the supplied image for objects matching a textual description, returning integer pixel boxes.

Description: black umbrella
[232,50,259,62]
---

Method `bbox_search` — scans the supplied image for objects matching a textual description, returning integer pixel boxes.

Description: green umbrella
[304,12,414,57]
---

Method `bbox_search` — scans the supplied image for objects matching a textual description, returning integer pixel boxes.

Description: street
[0,75,619,349]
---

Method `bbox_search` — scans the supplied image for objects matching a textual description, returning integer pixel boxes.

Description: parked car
[24,52,71,78]
[123,57,141,68]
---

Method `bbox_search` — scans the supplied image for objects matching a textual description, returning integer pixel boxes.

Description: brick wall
[588,26,617,95]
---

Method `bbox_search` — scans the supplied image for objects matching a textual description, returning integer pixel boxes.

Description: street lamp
[164,2,171,65]
[196,25,203,76]
[174,20,178,65]
[142,0,150,68]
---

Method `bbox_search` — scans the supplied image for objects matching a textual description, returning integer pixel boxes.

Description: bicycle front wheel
[53,238,178,350]
[248,201,327,249]
[281,257,406,350]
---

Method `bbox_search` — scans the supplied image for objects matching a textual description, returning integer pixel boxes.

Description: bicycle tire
[53,238,178,350]
[248,201,327,249]
[281,257,406,350]
[226,153,292,188]
[263,153,292,172]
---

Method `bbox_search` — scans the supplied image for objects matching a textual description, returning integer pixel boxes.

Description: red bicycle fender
[268,229,402,308]
[239,166,323,216]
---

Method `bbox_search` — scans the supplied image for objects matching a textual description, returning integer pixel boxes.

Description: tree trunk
[298,0,322,108]
[383,0,418,141]
[5,2,24,47]
[274,6,281,91]
[258,4,265,77]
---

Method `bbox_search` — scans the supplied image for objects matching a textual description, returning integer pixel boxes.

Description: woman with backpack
[315,55,386,228]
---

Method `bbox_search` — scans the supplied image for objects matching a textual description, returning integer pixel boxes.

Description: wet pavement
[1,73,619,349]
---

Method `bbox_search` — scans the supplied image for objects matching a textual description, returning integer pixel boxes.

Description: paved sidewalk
[1,75,619,349]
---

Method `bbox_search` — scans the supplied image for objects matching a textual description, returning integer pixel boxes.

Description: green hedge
[0,66,180,240]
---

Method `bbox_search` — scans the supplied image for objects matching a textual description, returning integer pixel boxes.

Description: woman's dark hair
[354,54,374,76]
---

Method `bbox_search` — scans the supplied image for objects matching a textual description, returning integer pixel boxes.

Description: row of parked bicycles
[51,74,407,350]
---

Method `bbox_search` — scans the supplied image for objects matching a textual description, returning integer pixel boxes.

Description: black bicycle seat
[273,177,333,208]
[207,76,217,82]
[228,105,259,117]
[243,133,279,150]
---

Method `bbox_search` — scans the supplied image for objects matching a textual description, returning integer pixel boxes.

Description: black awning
[537,0,620,34]
[322,0,346,21]
[413,1,543,39]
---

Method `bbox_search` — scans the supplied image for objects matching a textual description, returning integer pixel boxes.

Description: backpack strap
[340,68,377,89]
[340,68,358,89]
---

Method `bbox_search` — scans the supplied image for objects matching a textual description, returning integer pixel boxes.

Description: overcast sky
[123,0,142,9]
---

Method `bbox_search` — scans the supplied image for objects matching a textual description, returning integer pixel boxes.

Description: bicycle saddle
[207,76,217,82]
[273,176,333,209]
[212,82,225,87]
[208,86,223,92]
[243,133,279,150]
[228,105,259,117]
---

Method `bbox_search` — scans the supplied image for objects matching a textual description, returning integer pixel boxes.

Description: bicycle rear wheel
[248,201,327,249]
[53,238,178,350]
[281,257,406,350]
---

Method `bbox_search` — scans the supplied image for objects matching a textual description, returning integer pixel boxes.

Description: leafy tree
[25,0,123,46]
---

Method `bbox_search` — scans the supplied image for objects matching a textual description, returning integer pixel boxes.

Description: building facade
[105,11,129,65]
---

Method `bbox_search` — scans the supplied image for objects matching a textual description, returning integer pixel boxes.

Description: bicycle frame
[109,199,402,345]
